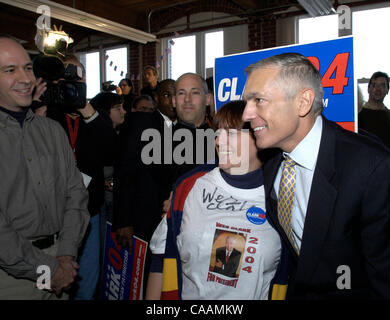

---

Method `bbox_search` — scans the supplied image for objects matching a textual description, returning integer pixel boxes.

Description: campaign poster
[100,222,148,300]
[214,36,356,132]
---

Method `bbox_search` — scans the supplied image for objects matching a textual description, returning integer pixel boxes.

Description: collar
[177,119,209,129]
[363,101,387,110]
[284,116,322,171]
[158,110,175,127]
[0,106,34,127]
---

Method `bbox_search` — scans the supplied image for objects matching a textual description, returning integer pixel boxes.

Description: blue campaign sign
[100,222,148,300]
[214,37,355,131]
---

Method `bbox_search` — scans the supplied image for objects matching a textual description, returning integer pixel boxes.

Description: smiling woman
[145,100,288,301]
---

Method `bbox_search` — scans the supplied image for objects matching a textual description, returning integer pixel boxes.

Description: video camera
[33,54,87,113]
[102,81,117,92]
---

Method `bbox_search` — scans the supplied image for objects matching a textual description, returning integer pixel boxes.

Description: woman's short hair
[90,92,122,112]
[213,100,251,130]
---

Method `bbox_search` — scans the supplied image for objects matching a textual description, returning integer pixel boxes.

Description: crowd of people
[1,33,390,301]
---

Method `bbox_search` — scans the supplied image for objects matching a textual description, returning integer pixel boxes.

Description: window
[205,31,224,69]
[84,52,100,100]
[79,45,128,100]
[169,35,196,80]
[105,47,128,87]
[298,4,390,108]
[353,7,390,107]
[298,14,339,44]
[164,29,224,80]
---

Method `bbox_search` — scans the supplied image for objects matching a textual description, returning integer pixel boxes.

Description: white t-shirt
[150,167,281,300]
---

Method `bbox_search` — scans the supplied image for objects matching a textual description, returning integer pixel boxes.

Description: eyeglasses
[119,83,129,87]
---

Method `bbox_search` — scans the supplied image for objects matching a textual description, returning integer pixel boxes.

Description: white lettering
[337,5,351,30]
[36,5,51,30]
[336,265,351,289]
[230,77,241,100]
[36,265,51,290]
[218,78,231,102]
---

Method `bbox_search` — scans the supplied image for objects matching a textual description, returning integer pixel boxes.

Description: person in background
[113,79,177,248]
[117,78,136,113]
[358,71,390,148]
[242,52,390,299]
[90,92,126,133]
[132,94,156,113]
[0,35,89,299]
[205,76,216,127]
[170,72,216,183]
[153,79,176,124]
[146,101,287,300]
[140,65,159,100]
[113,79,176,298]
[46,54,118,300]
[89,92,125,295]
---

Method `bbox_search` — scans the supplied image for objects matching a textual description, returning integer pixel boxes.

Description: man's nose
[18,69,33,84]
[242,101,255,122]
[184,92,191,102]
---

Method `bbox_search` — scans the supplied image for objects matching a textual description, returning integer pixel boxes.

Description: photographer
[117,78,136,113]
[34,54,118,300]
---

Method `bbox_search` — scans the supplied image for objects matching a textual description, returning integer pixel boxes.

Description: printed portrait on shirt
[209,229,246,278]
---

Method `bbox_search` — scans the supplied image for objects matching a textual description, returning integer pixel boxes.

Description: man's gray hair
[176,72,208,95]
[245,52,324,116]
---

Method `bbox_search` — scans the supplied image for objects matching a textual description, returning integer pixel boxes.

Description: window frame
[161,28,224,80]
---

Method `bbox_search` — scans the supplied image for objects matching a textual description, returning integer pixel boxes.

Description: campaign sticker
[246,207,266,225]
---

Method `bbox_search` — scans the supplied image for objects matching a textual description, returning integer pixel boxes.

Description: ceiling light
[298,0,336,17]
[0,0,156,44]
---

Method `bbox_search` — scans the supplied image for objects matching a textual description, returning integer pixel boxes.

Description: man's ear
[153,92,159,105]
[297,88,315,117]
[206,92,213,107]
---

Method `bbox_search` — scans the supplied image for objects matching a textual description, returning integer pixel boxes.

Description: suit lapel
[295,117,338,282]
[263,152,301,260]
[264,151,283,200]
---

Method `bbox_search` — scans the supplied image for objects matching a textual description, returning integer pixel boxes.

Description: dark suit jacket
[264,116,390,299]
[113,111,173,241]
[213,247,241,278]
[50,110,118,217]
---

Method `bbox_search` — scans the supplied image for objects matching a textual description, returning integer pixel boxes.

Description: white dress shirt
[273,116,323,249]
[158,110,176,127]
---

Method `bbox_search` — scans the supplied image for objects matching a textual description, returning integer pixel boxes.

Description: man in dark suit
[242,52,390,299]
[213,236,241,278]
[113,79,176,248]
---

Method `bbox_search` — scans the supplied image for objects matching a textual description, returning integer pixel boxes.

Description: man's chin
[19,99,33,108]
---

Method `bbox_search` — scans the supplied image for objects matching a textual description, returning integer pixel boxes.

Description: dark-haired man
[358,71,390,148]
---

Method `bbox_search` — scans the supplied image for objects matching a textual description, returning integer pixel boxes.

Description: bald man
[0,35,89,299]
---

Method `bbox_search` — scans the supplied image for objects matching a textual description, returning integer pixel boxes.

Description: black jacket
[113,115,217,241]
[50,110,118,216]
[264,116,390,299]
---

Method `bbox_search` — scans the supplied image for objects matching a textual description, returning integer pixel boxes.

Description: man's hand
[50,255,79,295]
[33,77,47,101]
[116,226,134,252]
[215,259,223,268]
[77,102,96,119]
[162,191,173,218]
